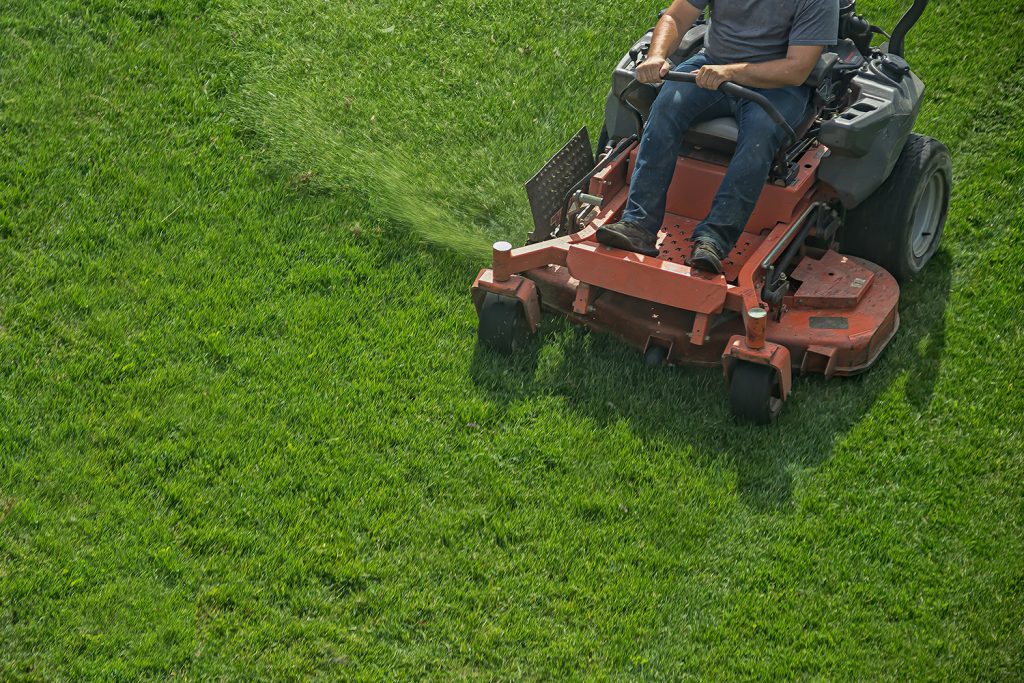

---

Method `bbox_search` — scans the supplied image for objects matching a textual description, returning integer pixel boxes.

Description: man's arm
[693,44,825,90]
[636,0,704,84]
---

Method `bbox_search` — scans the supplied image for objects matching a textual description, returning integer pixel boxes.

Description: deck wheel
[643,344,669,367]
[477,292,530,354]
[729,361,784,424]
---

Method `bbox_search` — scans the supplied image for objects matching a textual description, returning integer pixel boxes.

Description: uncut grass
[224,0,645,256]
[0,0,1022,679]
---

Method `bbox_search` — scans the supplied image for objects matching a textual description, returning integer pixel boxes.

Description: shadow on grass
[468,250,953,512]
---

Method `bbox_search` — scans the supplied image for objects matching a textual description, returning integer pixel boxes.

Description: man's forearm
[722,56,817,88]
[692,45,822,91]
[649,17,685,61]
[649,1,702,61]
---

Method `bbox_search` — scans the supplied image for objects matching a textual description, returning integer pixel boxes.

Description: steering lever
[661,71,797,148]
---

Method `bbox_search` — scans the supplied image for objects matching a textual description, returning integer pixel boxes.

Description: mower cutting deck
[472,0,949,423]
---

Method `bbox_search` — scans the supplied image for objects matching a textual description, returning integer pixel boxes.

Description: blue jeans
[621,52,810,254]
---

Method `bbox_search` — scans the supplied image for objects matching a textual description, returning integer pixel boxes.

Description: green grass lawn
[1,0,1022,678]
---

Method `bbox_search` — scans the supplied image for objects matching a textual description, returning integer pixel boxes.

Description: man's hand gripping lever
[636,55,673,85]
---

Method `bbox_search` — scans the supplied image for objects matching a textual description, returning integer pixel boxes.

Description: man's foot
[686,237,725,274]
[595,221,660,257]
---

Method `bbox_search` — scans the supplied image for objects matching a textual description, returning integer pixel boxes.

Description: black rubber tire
[477,292,530,355]
[643,344,668,367]
[729,362,784,425]
[838,133,952,283]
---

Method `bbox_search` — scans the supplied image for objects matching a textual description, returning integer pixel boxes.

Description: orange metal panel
[471,270,542,332]
[791,250,875,309]
[521,259,898,377]
[629,145,824,231]
[690,313,710,346]
[722,337,793,399]
[802,345,838,376]
[588,142,636,201]
[573,282,595,315]
[654,215,766,283]
[566,242,728,315]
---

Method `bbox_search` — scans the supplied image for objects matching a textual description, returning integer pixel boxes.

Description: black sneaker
[686,237,725,274]
[595,221,660,257]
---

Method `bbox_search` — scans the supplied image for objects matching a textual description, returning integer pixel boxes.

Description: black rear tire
[838,134,952,283]
[477,292,530,355]
[729,362,783,424]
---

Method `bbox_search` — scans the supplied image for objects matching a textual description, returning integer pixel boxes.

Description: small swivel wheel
[477,292,531,354]
[643,344,669,367]
[729,361,784,424]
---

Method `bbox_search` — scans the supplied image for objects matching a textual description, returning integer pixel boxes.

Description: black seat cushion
[683,116,739,154]
[678,51,841,155]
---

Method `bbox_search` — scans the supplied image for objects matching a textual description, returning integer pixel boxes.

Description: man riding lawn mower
[598,0,841,271]
[471,0,951,423]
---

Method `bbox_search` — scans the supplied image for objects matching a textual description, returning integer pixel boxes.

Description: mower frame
[471,0,946,423]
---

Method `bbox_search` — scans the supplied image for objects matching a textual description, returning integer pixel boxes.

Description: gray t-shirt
[687,0,840,64]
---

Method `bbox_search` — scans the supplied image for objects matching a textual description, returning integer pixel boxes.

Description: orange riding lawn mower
[471,0,951,423]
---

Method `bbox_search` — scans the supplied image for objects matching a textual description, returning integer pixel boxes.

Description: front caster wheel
[477,292,530,354]
[729,361,784,424]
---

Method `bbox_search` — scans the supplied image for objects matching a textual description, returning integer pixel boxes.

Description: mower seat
[680,52,840,155]
[684,117,739,153]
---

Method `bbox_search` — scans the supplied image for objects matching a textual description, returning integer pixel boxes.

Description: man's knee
[735,111,788,162]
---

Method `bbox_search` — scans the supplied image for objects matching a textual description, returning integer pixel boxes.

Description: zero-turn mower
[471,0,950,423]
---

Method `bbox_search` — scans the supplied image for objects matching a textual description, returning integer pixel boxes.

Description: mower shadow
[469,250,952,512]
